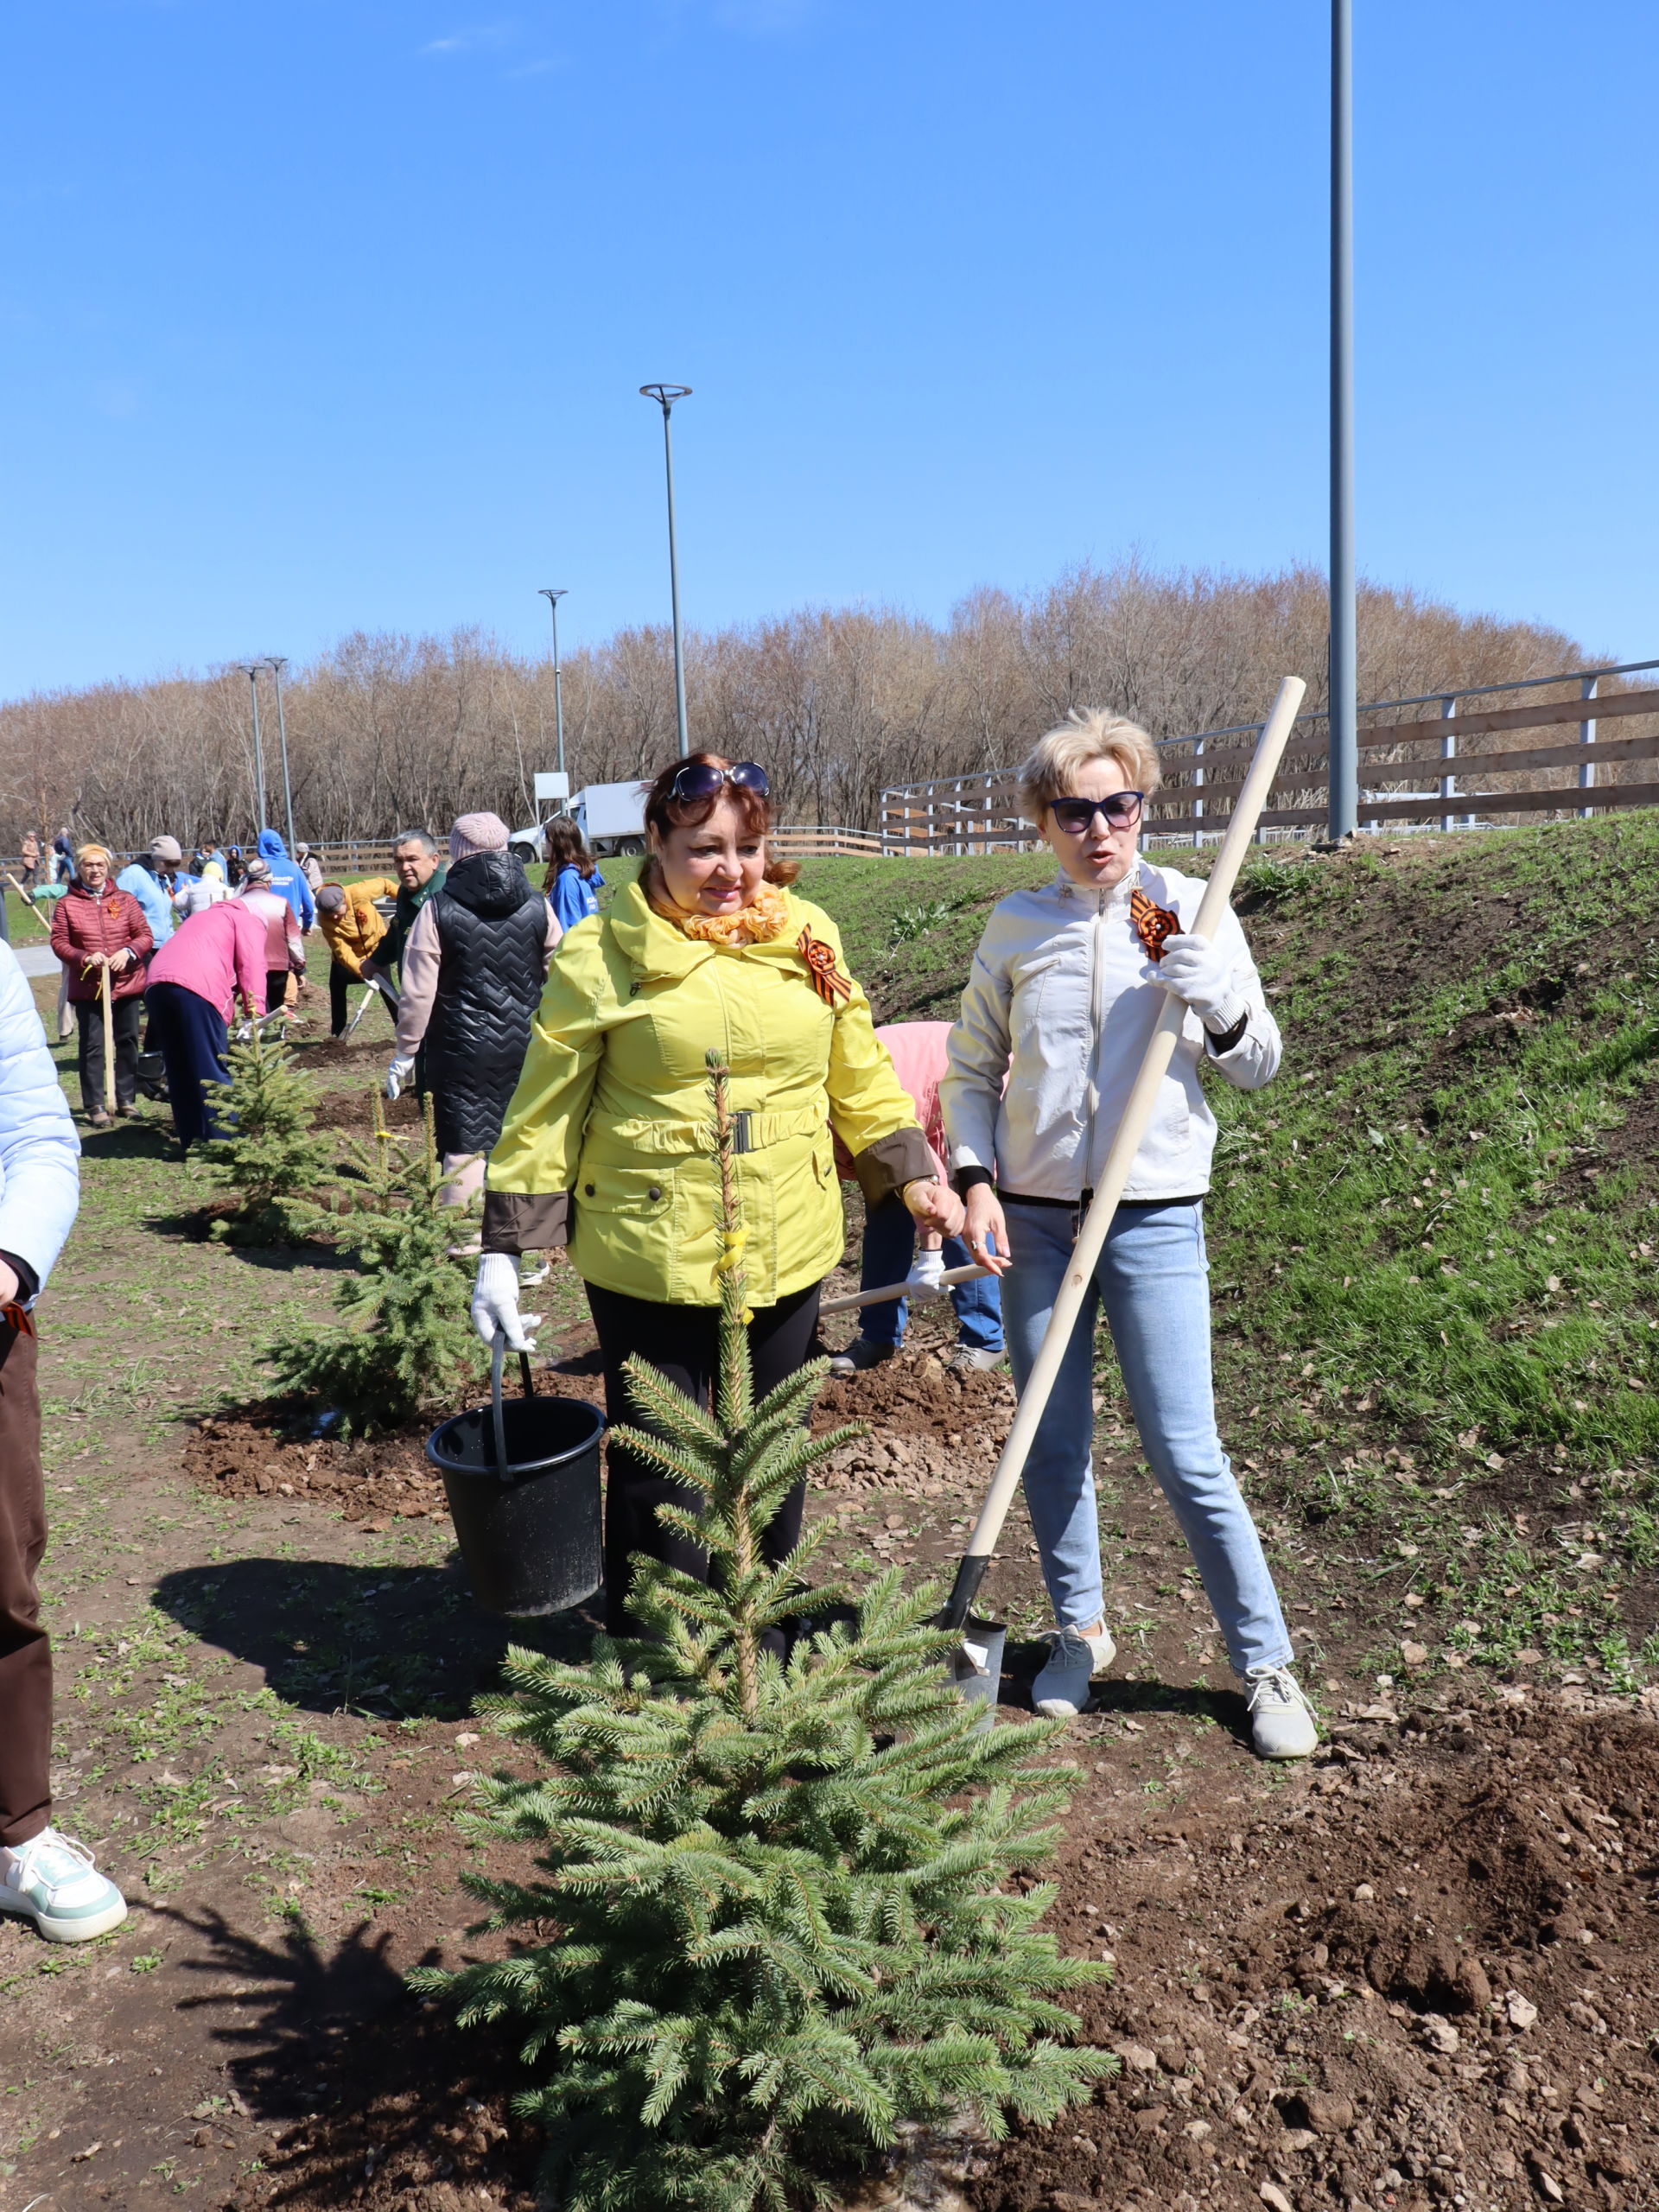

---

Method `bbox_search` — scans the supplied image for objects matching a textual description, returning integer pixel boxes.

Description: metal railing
[878,658,1659,854]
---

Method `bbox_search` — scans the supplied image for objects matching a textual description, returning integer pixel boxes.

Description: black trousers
[585,1280,821,1641]
[74,995,142,1112]
[328,962,353,1034]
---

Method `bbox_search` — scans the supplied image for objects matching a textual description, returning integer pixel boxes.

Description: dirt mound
[312,1084,424,1141]
[969,1694,1659,2212]
[183,1409,449,1528]
[812,1348,1015,1499]
[181,1353,609,1530]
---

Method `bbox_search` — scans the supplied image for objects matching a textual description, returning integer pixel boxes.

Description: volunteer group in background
[1,712,1318,1953]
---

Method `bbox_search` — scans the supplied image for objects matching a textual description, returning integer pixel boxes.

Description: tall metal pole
[239,664,267,837]
[640,384,692,759]
[265,656,296,855]
[538,588,568,777]
[1326,0,1357,841]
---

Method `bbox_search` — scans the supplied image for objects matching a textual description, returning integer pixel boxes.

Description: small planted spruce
[413,1052,1111,2212]
[264,1091,485,1433]
[206,1023,334,1244]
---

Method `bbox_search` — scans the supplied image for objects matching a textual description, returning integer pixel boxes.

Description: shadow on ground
[162,1904,540,2208]
[152,1557,599,1719]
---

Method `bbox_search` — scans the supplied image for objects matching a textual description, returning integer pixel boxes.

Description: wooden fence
[879,662,1659,854]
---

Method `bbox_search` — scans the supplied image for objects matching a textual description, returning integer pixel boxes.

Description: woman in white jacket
[0,941,128,1938]
[940,709,1315,1757]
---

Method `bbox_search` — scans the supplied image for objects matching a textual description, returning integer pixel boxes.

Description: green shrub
[206,1025,334,1245]
[413,1055,1109,2212]
[264,1094,484,1433]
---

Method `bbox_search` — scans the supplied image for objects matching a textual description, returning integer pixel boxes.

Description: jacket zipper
[1083,886,1108,1185]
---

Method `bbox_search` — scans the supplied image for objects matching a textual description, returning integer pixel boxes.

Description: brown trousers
[0,1319,49,1847]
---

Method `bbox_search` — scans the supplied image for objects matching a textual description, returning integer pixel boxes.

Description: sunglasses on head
[668,760,770,804]
[1048,791,1145,834]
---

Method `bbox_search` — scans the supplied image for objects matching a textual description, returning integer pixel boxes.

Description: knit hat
[449,811,510,861]
[149,836,183,865]
[315,884,346,912]
[242,857,272,884]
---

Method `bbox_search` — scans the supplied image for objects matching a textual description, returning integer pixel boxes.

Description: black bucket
[426,1338,605,1617]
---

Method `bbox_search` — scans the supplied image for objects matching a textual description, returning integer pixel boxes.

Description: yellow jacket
[318,877,397,977]
[482,881,931,1306]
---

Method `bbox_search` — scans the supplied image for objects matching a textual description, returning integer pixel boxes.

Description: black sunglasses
[668,760,770,804]
[1048,791,1145,834]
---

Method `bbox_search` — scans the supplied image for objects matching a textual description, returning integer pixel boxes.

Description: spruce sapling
[264,1090,486,1433]
[412,1052,1112,2212]
[206,1022,333,1244]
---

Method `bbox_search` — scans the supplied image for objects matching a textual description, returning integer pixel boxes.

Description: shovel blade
[943,1612,1007,1731]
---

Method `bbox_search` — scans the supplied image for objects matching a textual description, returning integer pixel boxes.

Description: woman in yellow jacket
[471,753,963,1636]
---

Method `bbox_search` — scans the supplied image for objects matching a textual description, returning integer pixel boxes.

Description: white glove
[904,1246,947,1303]
[471,1253,542,1352]
[385,1055,415,1101]
[1154,932,1249,1035]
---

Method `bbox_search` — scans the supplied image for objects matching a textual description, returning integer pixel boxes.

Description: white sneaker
[1244,1665,1319,1758]
[1031,1624,1117,1718]
[0,1828,128,1942]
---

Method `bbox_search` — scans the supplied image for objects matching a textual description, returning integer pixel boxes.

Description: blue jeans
[1000,1198,1292,1675]
[859,1199,1004,1353]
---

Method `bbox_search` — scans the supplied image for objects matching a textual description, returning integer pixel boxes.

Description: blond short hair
[75,842,111,868]
[1018,709,1162,825]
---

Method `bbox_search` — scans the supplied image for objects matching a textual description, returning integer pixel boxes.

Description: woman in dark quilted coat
[385,814,560,1203]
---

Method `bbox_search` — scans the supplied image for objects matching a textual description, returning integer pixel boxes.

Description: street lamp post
[238,664,267,837]
[639,383,692,759]
[537,588,568,777]
[265,656,296,855]
[1326,0,1357,841]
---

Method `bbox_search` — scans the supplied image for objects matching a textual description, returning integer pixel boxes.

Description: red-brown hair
[641,753,798,887]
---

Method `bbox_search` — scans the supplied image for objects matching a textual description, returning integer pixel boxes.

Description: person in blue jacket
[255,830,316,934]
[114,836,181,949]
[542,815,603,933]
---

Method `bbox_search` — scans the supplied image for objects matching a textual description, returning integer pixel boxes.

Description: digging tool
[3,873,52,934]
[937,674,1307,1714]
[344,972,399,1038]
[99,960,117,1117]
[819,1262,992,1318]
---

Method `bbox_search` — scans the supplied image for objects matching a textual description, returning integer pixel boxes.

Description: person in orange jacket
[315,877,397,1035]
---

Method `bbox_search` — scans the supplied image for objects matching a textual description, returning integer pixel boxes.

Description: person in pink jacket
[236,858,306,1020]
[830,1019,1004,1376]
[143,902,268,1149]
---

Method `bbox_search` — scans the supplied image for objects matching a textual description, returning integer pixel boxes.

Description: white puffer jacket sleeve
[0,941,79,1296]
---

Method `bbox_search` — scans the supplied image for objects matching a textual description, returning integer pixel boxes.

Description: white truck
[567,780,648,857]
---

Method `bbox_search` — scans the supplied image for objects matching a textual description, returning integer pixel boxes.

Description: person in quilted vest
[386,814,561,1204]
[47,845,153,1124]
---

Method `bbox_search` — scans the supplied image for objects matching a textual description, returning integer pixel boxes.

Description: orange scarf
[657,881,791,948]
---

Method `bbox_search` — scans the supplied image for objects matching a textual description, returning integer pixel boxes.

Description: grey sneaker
[828,1338,897,1376]
[0,1828,128,1943]
[1031,1624,1117,1718]
[1244,1665,1319,1758]
[946,1345,1003,1375]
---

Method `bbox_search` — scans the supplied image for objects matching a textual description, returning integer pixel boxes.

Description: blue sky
[3,0,1656,696]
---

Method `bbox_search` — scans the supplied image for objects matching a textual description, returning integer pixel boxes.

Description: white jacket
[0,941,80,1296]
[941,861,1280,1204]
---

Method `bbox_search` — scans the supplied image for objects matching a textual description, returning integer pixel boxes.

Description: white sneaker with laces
[0,1827,128,1942]
[1244,1665,1319,1758]
[1031,1624,1117,1718]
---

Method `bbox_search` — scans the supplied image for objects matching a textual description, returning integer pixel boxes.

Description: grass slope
[796,821,1659,1692]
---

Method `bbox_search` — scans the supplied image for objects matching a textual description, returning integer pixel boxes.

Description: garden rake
[936,674,1307,1714]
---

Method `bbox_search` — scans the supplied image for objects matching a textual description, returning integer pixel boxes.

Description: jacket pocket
[1008,947,1070,1042]
[573,1163,675,1220]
